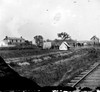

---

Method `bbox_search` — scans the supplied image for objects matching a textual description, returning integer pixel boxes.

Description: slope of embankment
[7,47,100,87]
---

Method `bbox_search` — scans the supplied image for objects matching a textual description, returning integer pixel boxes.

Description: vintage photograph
[0,0,100,92]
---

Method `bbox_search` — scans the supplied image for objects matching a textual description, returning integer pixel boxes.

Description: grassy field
[0,49,62,59]
[5,46,100,87]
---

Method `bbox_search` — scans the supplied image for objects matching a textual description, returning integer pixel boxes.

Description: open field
[0,49,64,59]
[3,46,100,87]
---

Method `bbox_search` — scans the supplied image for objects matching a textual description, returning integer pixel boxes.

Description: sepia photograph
[0,0,100,92]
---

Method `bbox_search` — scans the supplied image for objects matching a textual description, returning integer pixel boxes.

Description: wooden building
[90,36,99,45]
[0,36,26,47]
[3,36,25,45]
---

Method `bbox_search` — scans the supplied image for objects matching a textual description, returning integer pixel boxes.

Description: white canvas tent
[43,42,52,49]
[59,41,70,50]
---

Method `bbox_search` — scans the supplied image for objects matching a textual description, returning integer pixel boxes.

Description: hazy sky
[0,0,100,41]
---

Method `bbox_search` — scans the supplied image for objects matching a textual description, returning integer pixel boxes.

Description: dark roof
[4,36,25,40]
[90,36,99,40]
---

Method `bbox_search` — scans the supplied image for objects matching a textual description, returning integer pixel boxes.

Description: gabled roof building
[90,35,99,44]
[3,36,25,45]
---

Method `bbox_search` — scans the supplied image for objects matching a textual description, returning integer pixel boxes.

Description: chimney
[5,36,8,38]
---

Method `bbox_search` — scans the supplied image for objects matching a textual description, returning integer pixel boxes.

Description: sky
[0,0,100,41]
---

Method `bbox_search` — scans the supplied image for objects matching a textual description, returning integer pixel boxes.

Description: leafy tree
[58,32,71,40]
[34,35,43,47]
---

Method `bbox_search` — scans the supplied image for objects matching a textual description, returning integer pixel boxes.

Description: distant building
[3,36,25,45]
[90,35,99,44]
[0,36,26,47]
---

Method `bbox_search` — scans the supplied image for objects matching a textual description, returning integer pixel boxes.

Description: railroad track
[67,62,100,89]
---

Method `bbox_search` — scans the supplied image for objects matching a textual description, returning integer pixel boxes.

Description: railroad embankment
[7,47,100,87]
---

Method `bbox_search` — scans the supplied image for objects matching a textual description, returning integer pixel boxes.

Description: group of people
[73,43,84,47]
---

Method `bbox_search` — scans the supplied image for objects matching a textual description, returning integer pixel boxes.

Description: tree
[34,35,43,47]
[57,32,71,40]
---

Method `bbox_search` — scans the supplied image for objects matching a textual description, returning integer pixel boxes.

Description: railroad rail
[67,62,100,89]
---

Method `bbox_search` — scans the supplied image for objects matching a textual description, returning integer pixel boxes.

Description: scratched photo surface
[0,0,100,91]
